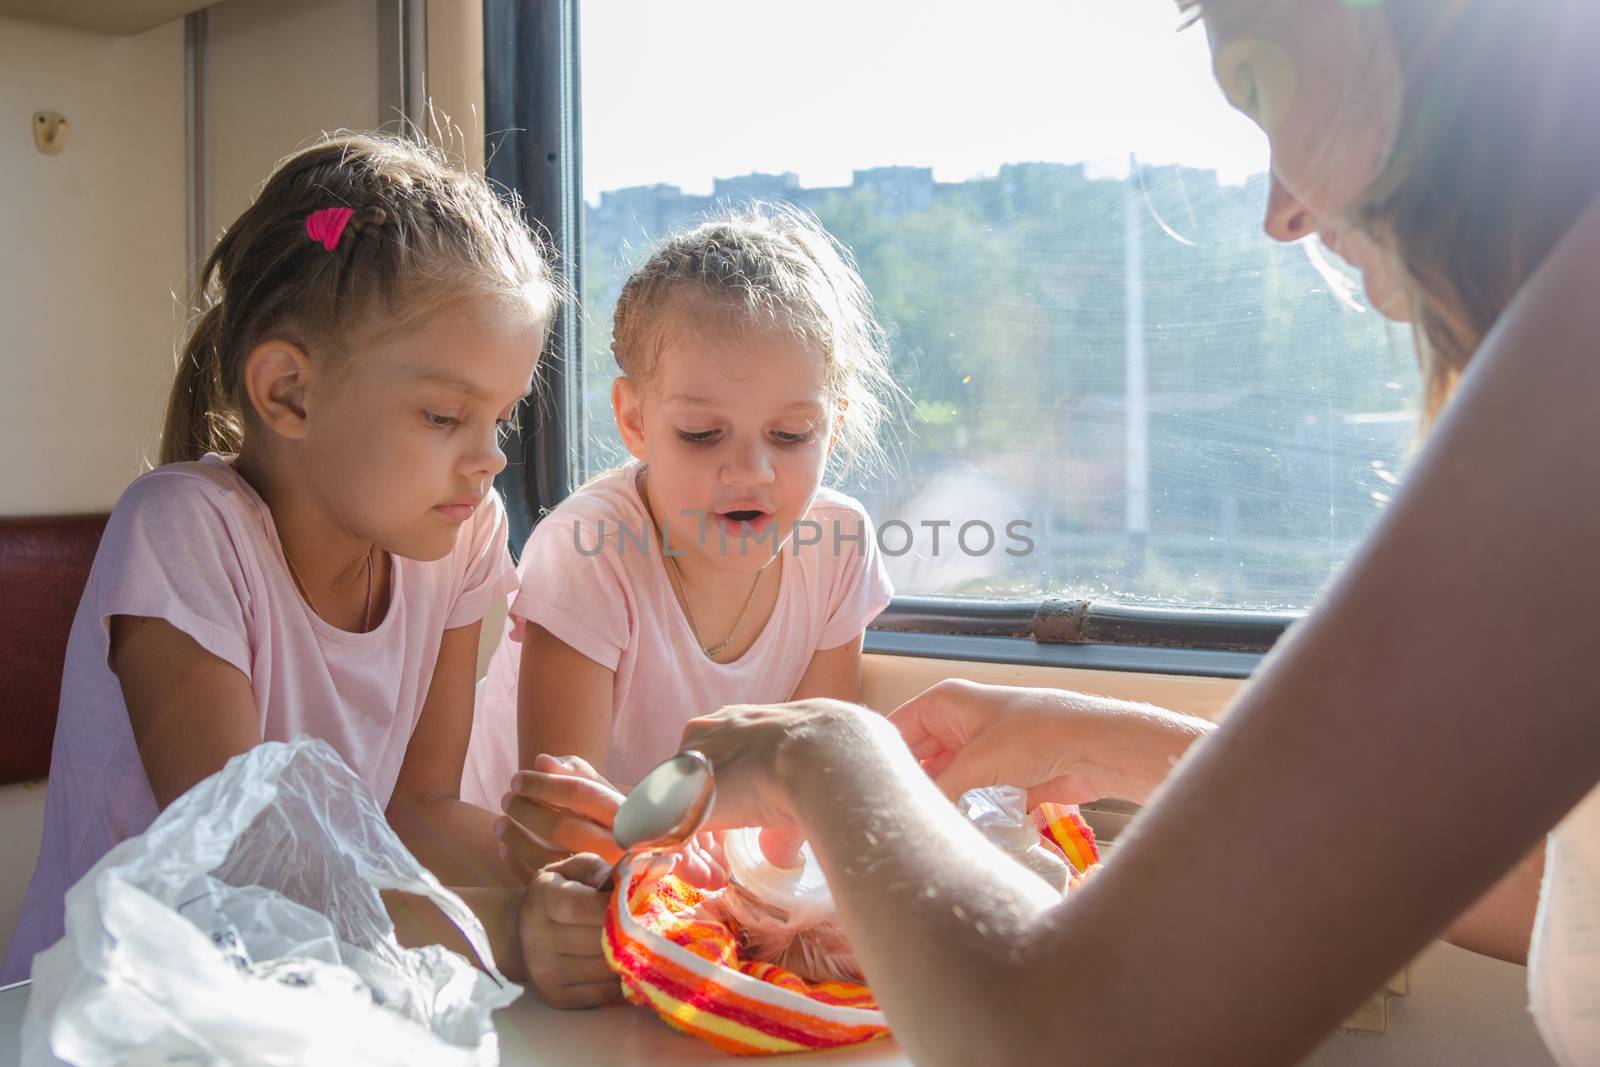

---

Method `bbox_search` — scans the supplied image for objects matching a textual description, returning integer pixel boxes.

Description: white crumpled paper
[21,737,521,1066]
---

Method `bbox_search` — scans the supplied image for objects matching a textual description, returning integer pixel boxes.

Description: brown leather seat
[0,515,107,785]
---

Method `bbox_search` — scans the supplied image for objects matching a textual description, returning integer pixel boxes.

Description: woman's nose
[1263,170,1314,243]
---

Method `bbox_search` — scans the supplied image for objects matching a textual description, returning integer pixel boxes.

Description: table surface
[0,979,913,1067]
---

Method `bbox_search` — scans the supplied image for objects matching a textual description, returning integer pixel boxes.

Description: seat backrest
[0,514,107,785]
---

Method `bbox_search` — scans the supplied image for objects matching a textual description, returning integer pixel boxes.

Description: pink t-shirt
[461,461,893,797]
[1,455,516,983]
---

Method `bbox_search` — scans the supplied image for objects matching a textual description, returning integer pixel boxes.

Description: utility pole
[1124,158,1150,579]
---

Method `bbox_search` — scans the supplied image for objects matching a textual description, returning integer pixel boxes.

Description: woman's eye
[424,411,461,429]
[1235,63,1260,115]
[676,429,719,445]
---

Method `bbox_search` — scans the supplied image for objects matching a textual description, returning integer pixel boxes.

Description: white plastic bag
[958,785,1073,893]
[21,737,521,1067]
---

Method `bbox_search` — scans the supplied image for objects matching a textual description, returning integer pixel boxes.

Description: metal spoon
[600,750,716,889]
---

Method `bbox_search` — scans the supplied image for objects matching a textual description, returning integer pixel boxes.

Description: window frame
[485,0,1294,676]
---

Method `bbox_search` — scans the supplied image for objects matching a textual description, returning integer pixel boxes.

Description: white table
[0,980,913,1066]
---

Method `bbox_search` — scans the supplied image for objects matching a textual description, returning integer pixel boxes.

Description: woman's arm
[1442,842,1543,964]
[388,622,521,887]
[789,633,865,703]
[889,678,1214,807]
[683,201,1600,1067]
[896,676,1541,964]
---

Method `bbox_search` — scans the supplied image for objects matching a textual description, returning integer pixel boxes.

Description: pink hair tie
[305,207,355,251]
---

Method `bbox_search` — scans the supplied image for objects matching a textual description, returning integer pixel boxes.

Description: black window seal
[866,597,1292,678]
[484,0,583,550]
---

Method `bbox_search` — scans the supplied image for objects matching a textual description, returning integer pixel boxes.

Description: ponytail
[159,302,241,465]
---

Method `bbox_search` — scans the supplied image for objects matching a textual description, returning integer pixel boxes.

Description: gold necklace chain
[664,550,763,659]
[640,469,767,660]
[284,544,375,633]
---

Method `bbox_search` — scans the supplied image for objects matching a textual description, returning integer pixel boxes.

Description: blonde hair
[1180,0,1600,422]
[160,131,557,465]
[610,204,900,479]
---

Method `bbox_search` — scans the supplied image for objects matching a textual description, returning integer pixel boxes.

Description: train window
[567,0,1412,615]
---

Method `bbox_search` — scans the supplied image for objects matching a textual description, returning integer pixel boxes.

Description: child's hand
[499,754,625,869]
[672,830,731,889]
[517,853,619,1010]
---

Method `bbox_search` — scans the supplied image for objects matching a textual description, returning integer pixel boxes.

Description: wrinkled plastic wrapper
[959,785,1074,893]
[696,786,1074,985]
[21,737,521,1067]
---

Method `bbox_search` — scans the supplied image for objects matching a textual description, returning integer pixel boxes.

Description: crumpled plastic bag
[21,737,521,1067]
[959,785,1074,893]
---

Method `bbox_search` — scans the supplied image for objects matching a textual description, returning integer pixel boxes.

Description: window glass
[577,0,1415,609]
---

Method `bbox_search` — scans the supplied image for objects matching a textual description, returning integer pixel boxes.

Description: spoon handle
[598,848,637,891]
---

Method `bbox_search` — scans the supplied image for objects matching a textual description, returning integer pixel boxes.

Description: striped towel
[602,803,1099,1056]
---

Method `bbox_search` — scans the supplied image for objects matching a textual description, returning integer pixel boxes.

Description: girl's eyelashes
[672,427,818,446]
[424,408,517,438]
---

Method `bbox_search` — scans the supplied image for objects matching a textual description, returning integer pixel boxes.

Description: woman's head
[609,206,897,571]
[1193,0,1600,418]
[162,132,556,560]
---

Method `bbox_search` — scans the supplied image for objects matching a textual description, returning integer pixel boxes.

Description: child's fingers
[531,752,608,785]
[509,802,620,859]
[498,806,620,867]
[672,841,730,890]
[536,854,615,917]
[506,770,623,828]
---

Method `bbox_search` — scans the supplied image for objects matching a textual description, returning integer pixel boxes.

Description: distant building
[711,171,802,205]
[850,166,935,215]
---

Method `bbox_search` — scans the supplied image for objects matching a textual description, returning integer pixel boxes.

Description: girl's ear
[612,376,650,462]
[243,339,314,441]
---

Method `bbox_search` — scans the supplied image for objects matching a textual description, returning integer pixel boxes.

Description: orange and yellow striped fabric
[1034,801,1101,883]
[602,806,1099,1056]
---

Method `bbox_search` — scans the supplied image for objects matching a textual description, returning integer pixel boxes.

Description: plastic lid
[722,827,835,923]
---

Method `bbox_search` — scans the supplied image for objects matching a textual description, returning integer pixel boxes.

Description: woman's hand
[680,698,899,833]
[889,679,1213,807]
